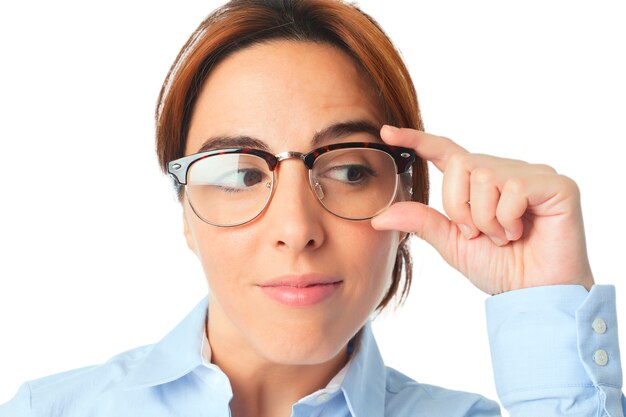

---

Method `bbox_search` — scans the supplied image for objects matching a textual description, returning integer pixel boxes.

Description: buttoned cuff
[486,284,623,416]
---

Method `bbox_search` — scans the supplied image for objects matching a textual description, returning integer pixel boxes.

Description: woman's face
[183,40,401,365]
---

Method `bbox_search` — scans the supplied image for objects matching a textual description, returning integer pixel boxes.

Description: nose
[262,160,326,253]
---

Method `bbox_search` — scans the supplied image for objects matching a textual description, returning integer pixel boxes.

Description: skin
[181,39,595,417]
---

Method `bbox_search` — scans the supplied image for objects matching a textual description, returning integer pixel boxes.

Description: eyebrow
[196,119,381,154]
[197,136,269,153]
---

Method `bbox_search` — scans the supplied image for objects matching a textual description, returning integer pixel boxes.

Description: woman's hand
[372,126,594,294]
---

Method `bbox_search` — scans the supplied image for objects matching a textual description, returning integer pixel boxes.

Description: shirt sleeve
[0,383,33,417]
[486,284,625,417]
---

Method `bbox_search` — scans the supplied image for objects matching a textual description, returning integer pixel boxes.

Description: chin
[254,328,349,365]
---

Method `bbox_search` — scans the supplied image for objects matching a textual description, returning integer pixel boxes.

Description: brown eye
[323,164,376,185]
[346,166,366,182]
[243,169,263,186]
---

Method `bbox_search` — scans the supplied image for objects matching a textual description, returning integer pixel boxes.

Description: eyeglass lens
[186,148,399,226]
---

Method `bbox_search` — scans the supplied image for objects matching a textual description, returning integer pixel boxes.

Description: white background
[1,0,625,411]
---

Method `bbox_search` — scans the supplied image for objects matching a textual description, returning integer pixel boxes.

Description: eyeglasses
[168,142,416,227]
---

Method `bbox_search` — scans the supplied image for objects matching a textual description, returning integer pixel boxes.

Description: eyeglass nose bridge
[274,151,308,165]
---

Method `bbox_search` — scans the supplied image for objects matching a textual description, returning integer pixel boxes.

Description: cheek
[332,223,400,304]
[186,211,261,290]
[203,237,254,279]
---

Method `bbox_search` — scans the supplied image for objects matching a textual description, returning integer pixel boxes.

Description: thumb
[371,201,454,255]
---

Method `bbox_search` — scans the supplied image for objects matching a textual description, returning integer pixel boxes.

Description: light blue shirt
[1,285,624,416]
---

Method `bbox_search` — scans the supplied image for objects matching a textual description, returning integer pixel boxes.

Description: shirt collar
[121,296,209,390]
[121,296,388,417]
[340,320,387,417]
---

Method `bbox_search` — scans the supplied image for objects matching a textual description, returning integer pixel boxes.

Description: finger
[495,173,578,240]
[496,178,527,241]
[441,153,478,238]
[371,201,454,255]
[381,125,469,172]
[469,168,508,246]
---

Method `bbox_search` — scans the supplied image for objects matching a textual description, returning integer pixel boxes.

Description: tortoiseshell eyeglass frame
[168,141,416,186]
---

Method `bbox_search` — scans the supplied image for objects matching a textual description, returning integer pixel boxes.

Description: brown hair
[155,0,429,311]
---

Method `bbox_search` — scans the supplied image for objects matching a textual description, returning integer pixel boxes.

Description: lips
[258,274,342,307]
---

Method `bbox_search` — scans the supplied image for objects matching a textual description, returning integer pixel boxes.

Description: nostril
[306,239,316,247]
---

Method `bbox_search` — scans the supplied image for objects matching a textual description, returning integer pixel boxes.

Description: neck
[206,304,351,417]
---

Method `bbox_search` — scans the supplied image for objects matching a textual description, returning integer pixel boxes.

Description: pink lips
[258,275,342,307]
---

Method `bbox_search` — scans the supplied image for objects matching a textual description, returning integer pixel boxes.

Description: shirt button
[592,318,607,334]
[593,349,609,366]
[316,393,330,403]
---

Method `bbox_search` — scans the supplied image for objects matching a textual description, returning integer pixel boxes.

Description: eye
[323,164,376,184]
[242,169,263,186]
[202,167,268,193]
[223,168,266,191]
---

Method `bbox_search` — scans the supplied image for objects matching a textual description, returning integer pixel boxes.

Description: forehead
[186,40,384,155]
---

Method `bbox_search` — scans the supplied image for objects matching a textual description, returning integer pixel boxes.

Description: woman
[1,0,623,416]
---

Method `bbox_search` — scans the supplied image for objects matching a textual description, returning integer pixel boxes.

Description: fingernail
[383,124,400,132]
[505,229,515,240]
[458,224,473,239]
[492,236,507,246]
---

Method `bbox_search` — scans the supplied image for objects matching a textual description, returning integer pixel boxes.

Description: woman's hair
[155,0,429,311]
